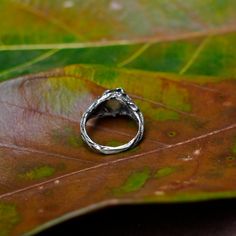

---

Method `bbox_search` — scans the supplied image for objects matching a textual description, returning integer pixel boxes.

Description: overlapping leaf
[1,0,236,80]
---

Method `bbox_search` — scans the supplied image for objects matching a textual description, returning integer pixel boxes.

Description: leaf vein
[0,25,235,51]
[0,49,59,79]
[118,43,152,67]
[1,123,235,199]
[179,37,211,75]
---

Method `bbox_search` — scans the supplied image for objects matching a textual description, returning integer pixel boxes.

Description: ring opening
[86,115,138,147]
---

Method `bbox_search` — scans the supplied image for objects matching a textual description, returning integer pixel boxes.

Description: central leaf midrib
[0,24,235,51]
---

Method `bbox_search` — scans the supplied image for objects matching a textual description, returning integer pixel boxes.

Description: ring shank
[80,96,144,154]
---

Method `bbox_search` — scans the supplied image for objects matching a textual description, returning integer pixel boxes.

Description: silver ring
[80,88,144,154]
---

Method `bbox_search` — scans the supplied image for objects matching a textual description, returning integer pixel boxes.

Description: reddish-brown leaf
[0,65,235,235]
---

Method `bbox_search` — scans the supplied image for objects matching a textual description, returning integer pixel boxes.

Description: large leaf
[0,0,236,235]
[0,65,235,235]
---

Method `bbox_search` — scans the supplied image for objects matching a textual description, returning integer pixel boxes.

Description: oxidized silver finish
[80,88,144,154]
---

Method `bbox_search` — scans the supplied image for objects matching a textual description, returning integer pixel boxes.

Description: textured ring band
[80,88,144,154]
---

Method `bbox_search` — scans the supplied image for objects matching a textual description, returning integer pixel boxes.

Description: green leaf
[1,0,236,80]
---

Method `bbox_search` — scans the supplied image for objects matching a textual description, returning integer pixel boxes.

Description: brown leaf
[0,65,235,235]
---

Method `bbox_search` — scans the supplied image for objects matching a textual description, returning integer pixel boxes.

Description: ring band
[80,88,144,154]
